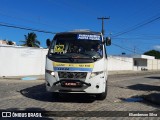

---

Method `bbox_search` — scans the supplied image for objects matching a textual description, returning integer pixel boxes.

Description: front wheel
[96,81,107,100]
[52,92,59,98]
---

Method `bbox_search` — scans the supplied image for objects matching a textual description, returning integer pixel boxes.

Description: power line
[0,10,73,30]
[0,22,56,34]
[110,14,160,54]
[113,15,160,37]
[112,42,135,53]
[112,42,143,54]
[111,0,159,33]
[114,37,160,40]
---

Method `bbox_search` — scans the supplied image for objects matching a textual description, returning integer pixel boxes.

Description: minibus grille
[58,72,87,79]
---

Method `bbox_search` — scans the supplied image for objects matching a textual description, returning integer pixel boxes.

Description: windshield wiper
[82,52,101,61]
[48,53,69,59]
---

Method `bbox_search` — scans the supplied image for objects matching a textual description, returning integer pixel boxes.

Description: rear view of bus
[45,30,111,100]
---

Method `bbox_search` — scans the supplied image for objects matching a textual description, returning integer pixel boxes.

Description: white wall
[147,59,160,70]
[108,56,133,71]
[0,47,134,76]
[0,46,159,76]
[0,46,48,76]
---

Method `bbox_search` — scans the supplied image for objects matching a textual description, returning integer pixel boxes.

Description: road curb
[109,70,160,76]
[0,70,160,80]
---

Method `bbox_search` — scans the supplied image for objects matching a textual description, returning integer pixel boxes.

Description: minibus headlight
[46,70,55,76]
[90,71,103,78]
[51,72,55,76]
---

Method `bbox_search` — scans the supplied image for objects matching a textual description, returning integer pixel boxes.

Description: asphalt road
[0,73,160,120]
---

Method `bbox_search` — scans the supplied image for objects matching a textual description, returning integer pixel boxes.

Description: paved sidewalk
[1,70,160,80]
[0,75,45,80]
[109,70,160,76]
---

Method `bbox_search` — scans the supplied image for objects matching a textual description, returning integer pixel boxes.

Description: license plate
[65,82,77,86]
[61,81,82,87]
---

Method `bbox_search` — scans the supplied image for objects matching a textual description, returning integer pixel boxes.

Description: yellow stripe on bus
[53,62,94,68]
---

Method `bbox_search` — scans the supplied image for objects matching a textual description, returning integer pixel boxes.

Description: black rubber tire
[52,92,59,98]
[96,81,107,100]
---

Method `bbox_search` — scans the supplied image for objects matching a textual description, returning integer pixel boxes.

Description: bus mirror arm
[46,39,51,48]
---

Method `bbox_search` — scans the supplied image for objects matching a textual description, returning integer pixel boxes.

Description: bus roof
[55,31,102,36]
[53,30,102,41]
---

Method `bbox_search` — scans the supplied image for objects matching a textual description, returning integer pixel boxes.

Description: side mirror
[106,37,111,46]
[46,39,51,48]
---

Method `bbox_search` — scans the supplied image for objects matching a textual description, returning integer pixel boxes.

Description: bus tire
[96,81,107,100]
[52,92,59,98]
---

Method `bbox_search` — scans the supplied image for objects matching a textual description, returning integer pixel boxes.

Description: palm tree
[21,32,40,47]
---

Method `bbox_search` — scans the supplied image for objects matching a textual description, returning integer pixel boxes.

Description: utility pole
[97,17,110,36]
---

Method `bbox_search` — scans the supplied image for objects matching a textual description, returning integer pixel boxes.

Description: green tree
[144,50,160,59]
[21,32,40,47]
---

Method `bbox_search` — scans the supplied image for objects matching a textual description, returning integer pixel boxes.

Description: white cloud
[153,45,160,51]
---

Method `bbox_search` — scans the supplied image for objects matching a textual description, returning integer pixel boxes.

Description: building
[0,40,16,46]
[133,55,155,71]
[0,40,8,45]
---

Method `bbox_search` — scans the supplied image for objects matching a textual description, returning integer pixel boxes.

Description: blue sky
[0,0,160,55]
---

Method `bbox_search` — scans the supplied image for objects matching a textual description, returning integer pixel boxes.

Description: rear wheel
[96,81,107,100]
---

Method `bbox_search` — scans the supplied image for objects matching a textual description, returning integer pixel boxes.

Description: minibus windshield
[48,38,103,60]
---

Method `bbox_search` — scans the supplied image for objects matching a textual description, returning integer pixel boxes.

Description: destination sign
[77,34,101,40]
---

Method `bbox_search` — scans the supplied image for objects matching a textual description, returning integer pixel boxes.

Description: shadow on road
[126,83,160,107]
[145,76,160,80]
[119,94,160,108]
[1,107,52,120]
[127,84,160,91]
[143,93,160,106]
[20,83,95,103]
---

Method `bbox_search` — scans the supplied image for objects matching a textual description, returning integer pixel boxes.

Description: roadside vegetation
[144,50,160,59]
[20,32,40,48]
